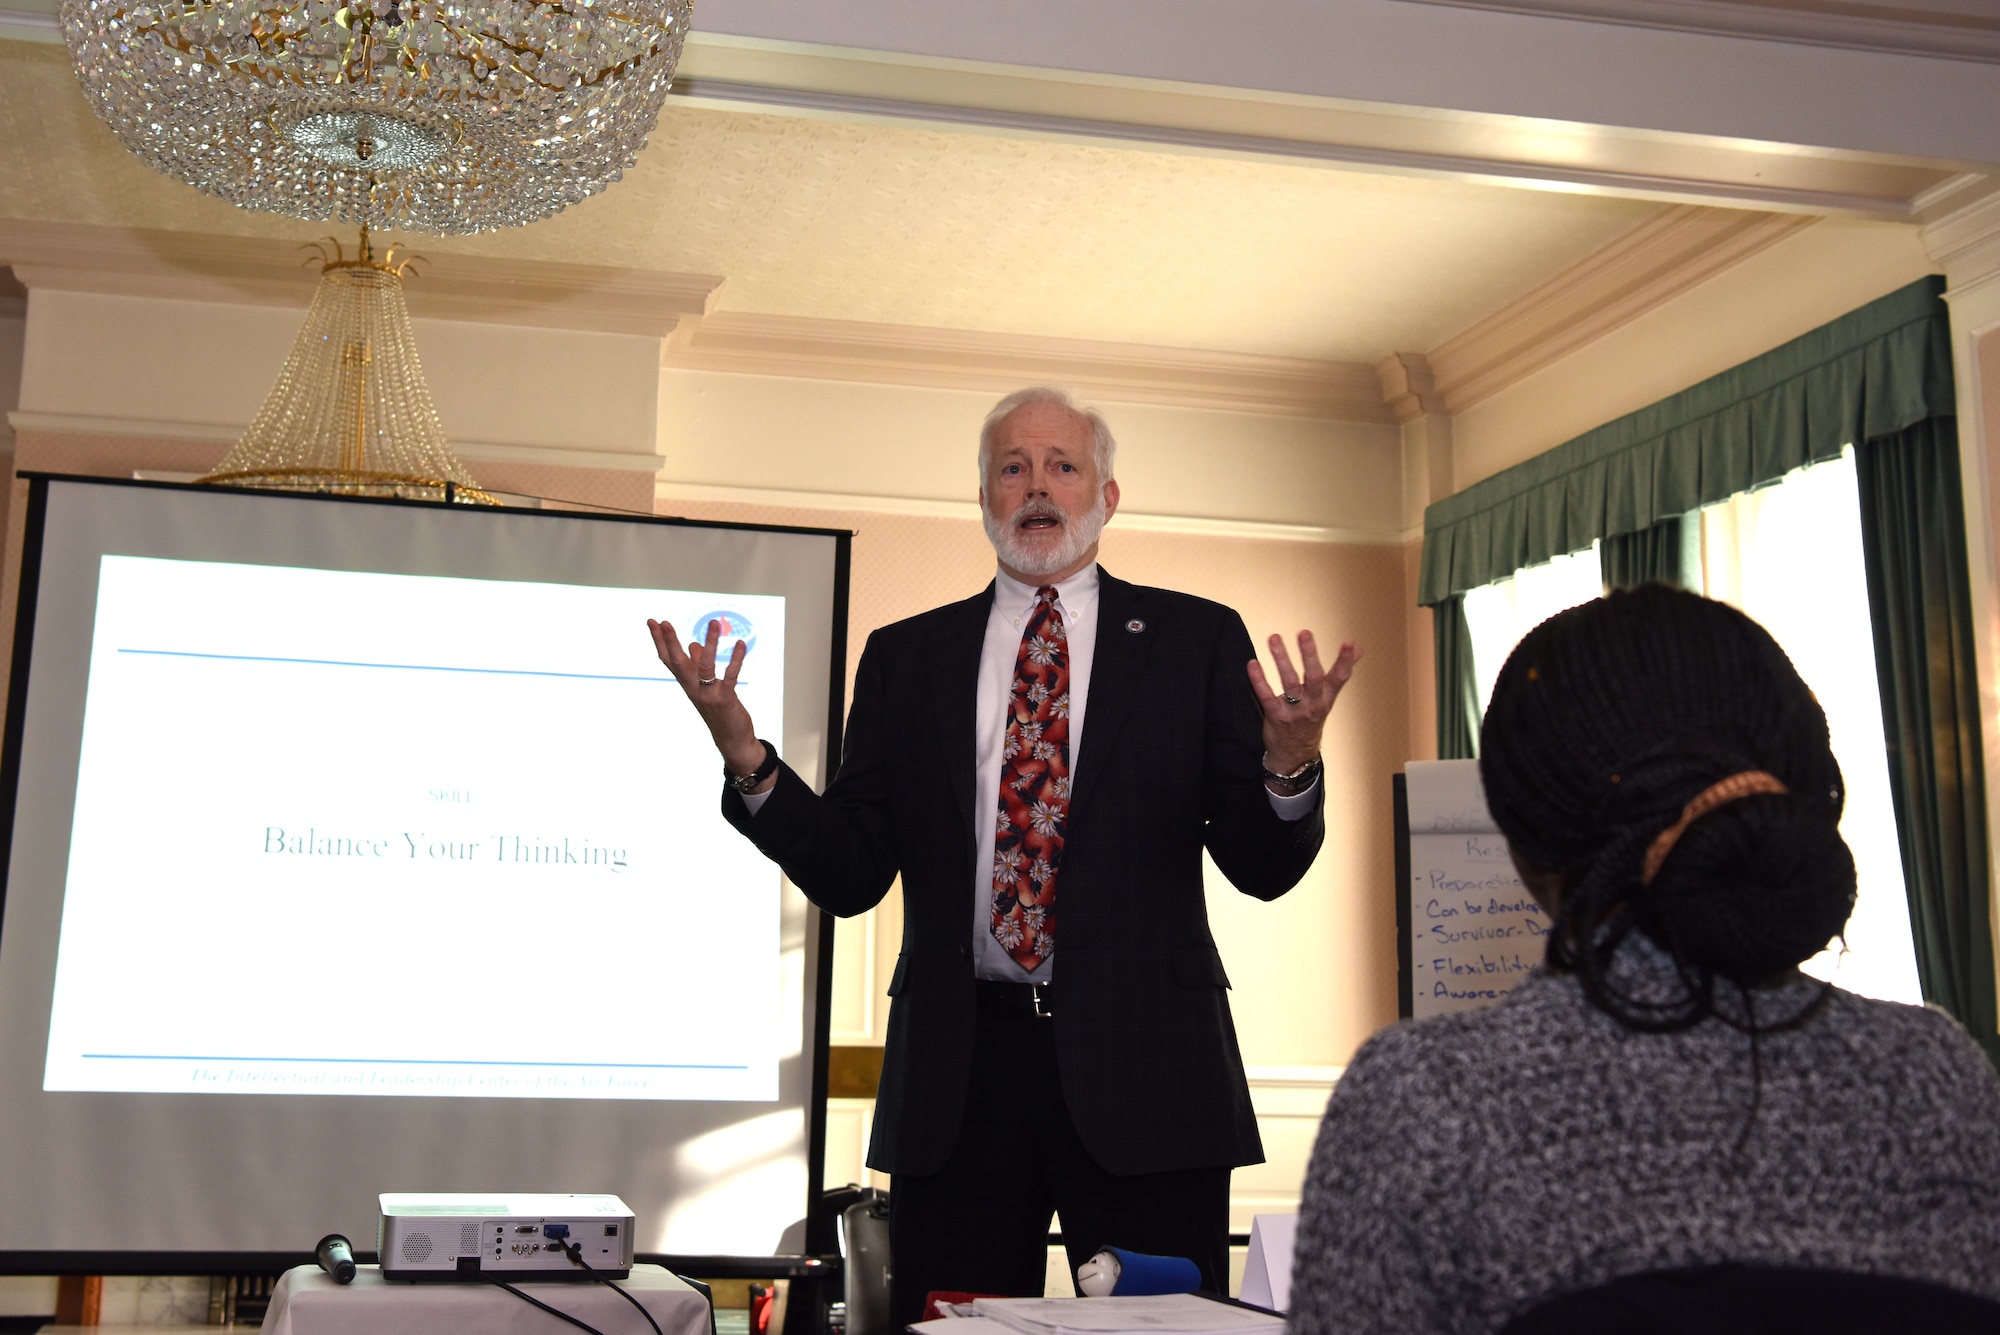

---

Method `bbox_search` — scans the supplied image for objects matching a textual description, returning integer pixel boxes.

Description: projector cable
[483,1275,611,1335]
[559,1237,668,1335]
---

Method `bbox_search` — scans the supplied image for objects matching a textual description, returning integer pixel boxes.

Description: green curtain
[1420,277,1953,607]
[1853,418,2000,1061]
[1600,516,1688,591]
[1434,595,1479,760]
[1415,272,1996,1054]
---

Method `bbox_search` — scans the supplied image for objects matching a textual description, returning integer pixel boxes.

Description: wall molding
[820,1068,1338,1204]
[1235,1065,1340,1223]
[9,411,666,475]
[1420,205,1818,414]
[0,219,726,340]
[1244,1064,1343,1117]
[1387,0,2000,65]
[666,312,1394,423]
[653,479,1406,545]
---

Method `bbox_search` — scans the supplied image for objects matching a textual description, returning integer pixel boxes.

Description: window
[1462,544,1603,721]
[1698,451,1920,1004]
[1460,450,1922,1005]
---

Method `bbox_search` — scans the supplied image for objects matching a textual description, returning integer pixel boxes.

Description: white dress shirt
[746,563,1317,984]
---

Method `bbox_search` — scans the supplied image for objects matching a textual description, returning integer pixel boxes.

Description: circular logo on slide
[693,609,756,664]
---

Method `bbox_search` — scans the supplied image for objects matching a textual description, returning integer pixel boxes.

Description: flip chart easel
[1395,759,1551,1020]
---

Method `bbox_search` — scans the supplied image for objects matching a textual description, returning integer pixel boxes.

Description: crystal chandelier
[199,230,497,503]
[59,0,693,233]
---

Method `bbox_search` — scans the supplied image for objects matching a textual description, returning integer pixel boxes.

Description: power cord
[558,1237,669,1335]
[478,1235,673,1335]
[484,1275,612,1335]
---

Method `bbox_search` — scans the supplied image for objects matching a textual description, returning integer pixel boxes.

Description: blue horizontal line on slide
[118,648,666,684]
[80,1054,749,1070]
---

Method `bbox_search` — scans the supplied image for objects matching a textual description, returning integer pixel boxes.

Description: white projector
[378,1192,636,1281]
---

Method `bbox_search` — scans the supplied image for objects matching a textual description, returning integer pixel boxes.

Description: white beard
[983,492,1108,579]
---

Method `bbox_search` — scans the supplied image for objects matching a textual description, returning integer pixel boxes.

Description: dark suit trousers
[886,995,1231,1328]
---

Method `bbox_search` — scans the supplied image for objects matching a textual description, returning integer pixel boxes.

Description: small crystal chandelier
[59,0,693,234]
[199,229,497,503]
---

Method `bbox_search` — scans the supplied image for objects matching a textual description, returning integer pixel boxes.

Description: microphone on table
[1075,1247,1201,1297]
[315,1233,357,1284]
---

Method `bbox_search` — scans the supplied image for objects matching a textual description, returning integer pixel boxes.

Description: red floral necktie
[990,586,1071,973]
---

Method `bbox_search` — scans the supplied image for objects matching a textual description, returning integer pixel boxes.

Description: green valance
[1418,275,1955,607]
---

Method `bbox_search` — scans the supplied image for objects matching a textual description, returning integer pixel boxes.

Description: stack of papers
[942,1295,1284,1335]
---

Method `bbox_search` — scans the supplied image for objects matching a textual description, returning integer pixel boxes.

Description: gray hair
[978,386,1117,482]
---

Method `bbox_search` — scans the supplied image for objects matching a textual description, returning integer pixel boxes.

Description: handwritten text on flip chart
[1404,760,1548,1019]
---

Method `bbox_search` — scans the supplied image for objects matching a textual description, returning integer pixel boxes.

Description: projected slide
[41,556,786,1101]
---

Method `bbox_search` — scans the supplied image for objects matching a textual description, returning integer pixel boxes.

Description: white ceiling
[572,110,1670,361]
[0,37,1675,363]
[0,8,1974,370]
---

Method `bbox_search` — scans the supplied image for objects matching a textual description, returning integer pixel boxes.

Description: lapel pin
[1125,618,1146,634]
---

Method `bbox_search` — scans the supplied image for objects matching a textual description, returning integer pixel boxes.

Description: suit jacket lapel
[1070,569,1151,821]
[935,582,994,840]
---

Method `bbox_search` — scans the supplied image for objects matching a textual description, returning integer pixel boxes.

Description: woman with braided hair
[1288,585,2000,1335]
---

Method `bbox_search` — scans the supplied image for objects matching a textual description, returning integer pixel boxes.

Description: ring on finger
[699,677,717,685]
[1282,693,1302,705]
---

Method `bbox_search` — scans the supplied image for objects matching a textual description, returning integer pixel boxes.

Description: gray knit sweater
[1288,941,2000,1335]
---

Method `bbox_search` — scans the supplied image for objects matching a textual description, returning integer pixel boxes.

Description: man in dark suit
[649,387,1358,1324]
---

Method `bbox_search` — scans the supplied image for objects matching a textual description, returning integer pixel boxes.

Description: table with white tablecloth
[262,1262,712,1335]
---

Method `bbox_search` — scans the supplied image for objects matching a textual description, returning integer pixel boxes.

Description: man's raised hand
[1248,630,1362,778]
[647,616,767,781]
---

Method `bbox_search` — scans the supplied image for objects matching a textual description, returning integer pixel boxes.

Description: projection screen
[0,475,849,1269]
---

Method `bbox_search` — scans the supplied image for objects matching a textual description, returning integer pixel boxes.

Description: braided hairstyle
[1478,584,1856,1032]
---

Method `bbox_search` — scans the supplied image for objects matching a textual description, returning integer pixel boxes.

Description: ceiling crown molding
[0,219,726,339]
[662,204,1818,423]
[1377,352,1447,424]
[1416,205,1817,415]
[0,7,58,42]
[1920,176,2000,264]
[1921,182,2000,301]
[1,199,1823,428]
[8,409,665,474]
[1386,0,2000,64]
[669,34,1965,220]
[664,312,1396,423]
